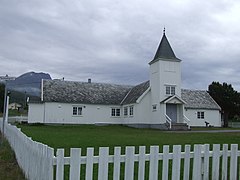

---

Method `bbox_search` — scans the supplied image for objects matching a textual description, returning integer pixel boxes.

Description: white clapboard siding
[1,121,240,180]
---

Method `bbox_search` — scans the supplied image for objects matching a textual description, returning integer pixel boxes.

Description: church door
[166,104,177,123]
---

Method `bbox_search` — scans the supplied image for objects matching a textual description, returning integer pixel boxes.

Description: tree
[208,82,239,127]
[0,83,5,113]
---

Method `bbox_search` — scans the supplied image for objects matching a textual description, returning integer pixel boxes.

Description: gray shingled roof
[149,32,180,64]
[181,89,221,110]
[41,80,220,110]
[43,80,132,105]
[121,81,150,105]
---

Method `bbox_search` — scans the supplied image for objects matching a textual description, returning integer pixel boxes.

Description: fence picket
[47,147,54,180]
[56,149,64,180]
[203,144,210,180]
[113,147,121,180]
[69,148,81,180]
[149,146,159,180]
[193,144,202,180]
[138,146,146,180]
[222,144,228,180]
[172,145,181,180]
[212,144,220,179]
[86,148,94,180]
[230,144,238,180]
[98,147,109,180]
[183,145,191,180]
[162,145,169,180]
[124,146,135,180]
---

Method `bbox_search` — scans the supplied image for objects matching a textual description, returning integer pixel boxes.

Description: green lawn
[17,124,240,156]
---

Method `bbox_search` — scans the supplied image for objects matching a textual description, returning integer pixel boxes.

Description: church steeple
[149,29,180,64]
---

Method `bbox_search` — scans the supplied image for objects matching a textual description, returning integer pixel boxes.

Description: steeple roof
[149,29,180,64]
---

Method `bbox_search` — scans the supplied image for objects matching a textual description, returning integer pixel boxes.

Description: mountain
[7,72,51,97]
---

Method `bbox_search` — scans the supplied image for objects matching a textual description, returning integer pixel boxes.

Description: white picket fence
[55,144,240,180]
[0,120,54,180]
[1,120,240,180]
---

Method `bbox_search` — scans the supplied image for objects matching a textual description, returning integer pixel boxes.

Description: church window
[152,104,157,111]
[124,107,128,116]
[166,86,175,96]
[72,106,82,116]
[111,108,121,117]
[129,106,134,116]
[197,111,204,119]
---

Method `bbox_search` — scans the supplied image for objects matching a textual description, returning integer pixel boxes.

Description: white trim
[136,87,150,103]
[163,95,187,104]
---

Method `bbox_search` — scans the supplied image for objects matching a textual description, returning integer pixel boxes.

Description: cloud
[0,0,240,90]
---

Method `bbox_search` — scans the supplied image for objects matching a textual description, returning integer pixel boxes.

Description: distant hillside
[7,72,51,97]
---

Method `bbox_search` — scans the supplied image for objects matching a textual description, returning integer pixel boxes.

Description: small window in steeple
[166,86,175,96]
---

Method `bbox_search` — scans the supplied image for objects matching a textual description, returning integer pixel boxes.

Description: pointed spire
[149,28,180,64]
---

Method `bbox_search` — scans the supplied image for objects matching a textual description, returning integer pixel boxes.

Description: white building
[28,31,221,129]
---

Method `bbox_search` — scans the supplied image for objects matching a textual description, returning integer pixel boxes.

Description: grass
[17,124,240,156]
[0,133,25,180]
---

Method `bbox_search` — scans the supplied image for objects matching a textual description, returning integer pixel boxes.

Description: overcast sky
[1,0,240,90]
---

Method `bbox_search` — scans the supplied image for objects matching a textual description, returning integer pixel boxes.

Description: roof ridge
[47,79,133,88]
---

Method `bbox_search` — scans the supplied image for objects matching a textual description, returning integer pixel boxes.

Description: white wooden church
[28,31,221,129]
